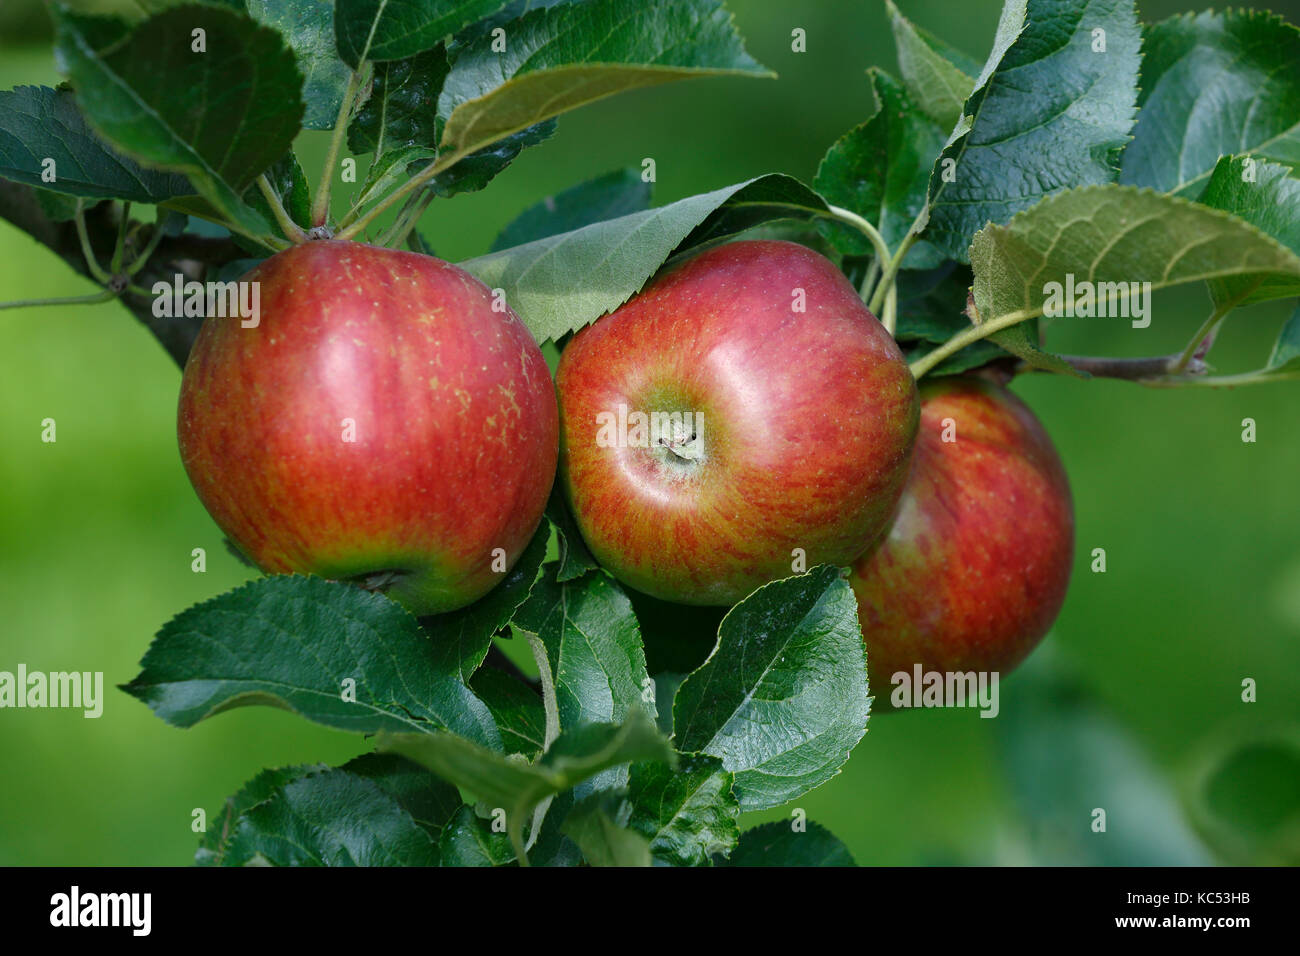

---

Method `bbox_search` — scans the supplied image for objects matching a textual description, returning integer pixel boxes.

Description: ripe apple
[555,239,919,605]
[849,376,1074,691]
[177,240,558,615]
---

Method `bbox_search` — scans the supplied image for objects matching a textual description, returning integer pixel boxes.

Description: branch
[0,180,245,368]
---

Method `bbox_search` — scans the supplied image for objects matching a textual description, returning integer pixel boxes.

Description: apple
[177,240,558,615]
[555,239,919,605]
[849,376,1074,690]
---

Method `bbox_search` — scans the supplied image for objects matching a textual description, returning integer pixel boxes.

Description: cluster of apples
[177,238,1073,693]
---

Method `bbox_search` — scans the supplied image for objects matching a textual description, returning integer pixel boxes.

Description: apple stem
[868,231,919,316]
[311,69,365,228]
[1169,293,1249,374]
[335,150,460,242]
[0,288,118,311]
[824,206,892,290]
[74,201,112,286]
[257,176,309,243]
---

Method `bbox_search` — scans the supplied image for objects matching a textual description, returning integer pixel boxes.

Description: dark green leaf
[562,790,651,866]
[196,764,321,866]
[461,173,829,344]
[339,752,463,842]
[429,119,556,197]
[439,805,517,865]
[52,5,304,235]
[925,0,1141,262]
[223,766,440,866]
[0,85,192,202]
[721,820,856,867]
[1199,156,1300,306]
[492,167,652,251]
[436,0,770,164]
[335,0,508,68]
[885,0,974,130]
[122,575,501,748]
[513,563,654,728]
[545,485,600,582]
[894,261,971,343]
[348,47,449,158]
[672,566,870,811]
[247,0,351,129]
[424,519,548,683]
[627,754,739,866]
[814,69,946,269]
[1121,10,1300,195]
[470,667,546,756]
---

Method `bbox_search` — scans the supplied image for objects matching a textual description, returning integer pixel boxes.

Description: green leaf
[52,4,303,236]
[196,764,322,866]
[672,566,870,811]
[470,668,546,756]
[491,166,652,251]
[545,485,600,582]
[562,791,652,866]
[429,119,557,198]
[1120,10,1300,195]
[436,0,770,164]
[885,0,974,130]
[894,262,972,343]
[968,185,1300,331]
[122,575,501,748]
[376,706,674,845]
[338,752,464,843]
[424,519,548,684]
[1198,156,1300,306]
[246,0,351,129]
[461,173,829,344]
[439,805,517,865]
[995,651,1212,865]
[988,321,1081,376]
[348,47,449,159]
[924,0,1141,262]
[223,766,441,866]
[0,85,192,202]
[627,754,739,866]
[513,563,655,728]
[902,338,1009,378]
[1267,304,1300,373]
[335,0,508,68]
[720,820,856,867]
[814,69,946,269]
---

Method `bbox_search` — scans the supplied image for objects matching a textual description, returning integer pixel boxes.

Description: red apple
[177,240,558,615]
[555,239,919,605]
[849,376,1074,689]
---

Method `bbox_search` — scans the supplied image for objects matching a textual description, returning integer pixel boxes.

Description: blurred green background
[2,0,1298,866]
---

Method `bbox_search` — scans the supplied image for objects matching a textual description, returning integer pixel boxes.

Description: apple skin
[555,239,919,605]
[177,240,558,615]
[849,376,1074,692]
